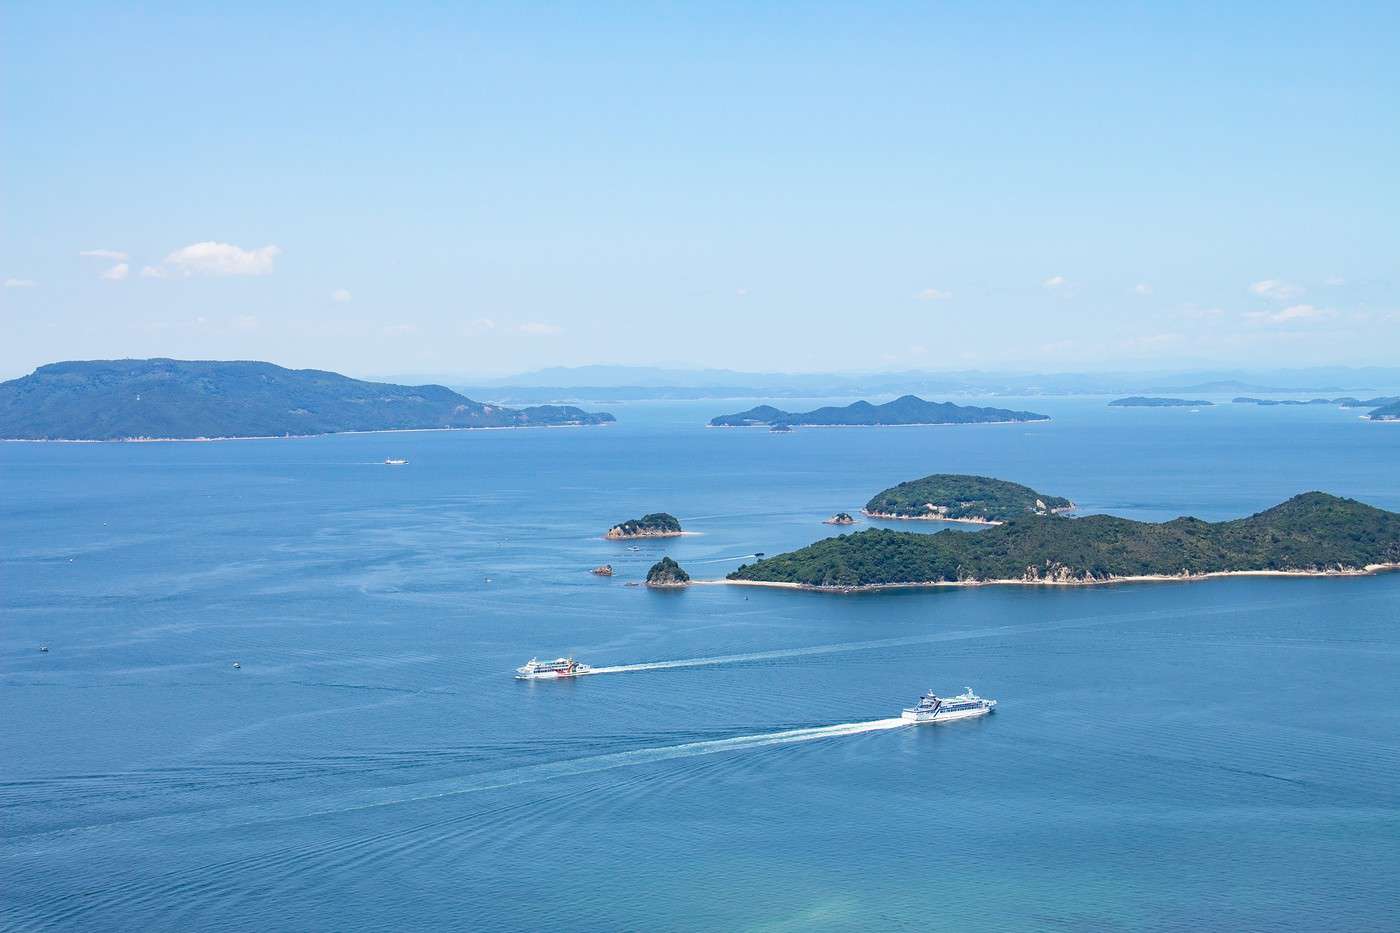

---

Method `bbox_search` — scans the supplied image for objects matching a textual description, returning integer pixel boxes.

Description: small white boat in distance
[384,458,408,465]
[515,657,593,680]
[902,687,996,724]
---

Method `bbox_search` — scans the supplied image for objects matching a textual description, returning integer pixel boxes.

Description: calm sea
[3,398,1399,932]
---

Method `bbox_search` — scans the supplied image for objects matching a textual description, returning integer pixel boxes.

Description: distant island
[1369,400,1400,421]
[863,474,1072,524]
[606,512,683,539]
[0,359,615,441]
[1109,397,1212,408]
[727,492,1400,590]
[1233,396,1400,409]
[708,395,1049,427]
[645,556,691,588]
[824,512,856,525]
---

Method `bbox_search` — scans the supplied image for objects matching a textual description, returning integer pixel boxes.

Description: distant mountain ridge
[709,395,1049,427]
[0,359,615,440]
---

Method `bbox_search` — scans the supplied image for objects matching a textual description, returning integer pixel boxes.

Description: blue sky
[2,2,1397,379]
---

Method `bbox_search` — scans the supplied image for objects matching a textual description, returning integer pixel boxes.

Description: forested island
[863,474,1072,524]
[1110,397,1212,407]
[708,395,1049,427]
[1370,401,1400,421]
[605,512,683,539]
[728,492,1400,590]
[0,359,615,440]
[645,557,691,587]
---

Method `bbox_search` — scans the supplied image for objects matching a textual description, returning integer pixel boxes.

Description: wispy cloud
[101,263,130,281]
[1324,275,1346,286]
[1248,279,1303,301]
[155,241,281,277]
[381,323,421,337]
[1042,274,1067,289]
[140,265,166,278]
[916,287,952,301]
[1181,304,1226,319]
[460,319,496,336]
[4,277,37,288]
[331,288,352,303]
[516,321,563,336]
[80,248,129,261]
[1245,304,1333,324]
[1132,283,1151,295]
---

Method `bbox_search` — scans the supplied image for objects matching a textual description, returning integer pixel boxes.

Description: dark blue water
[4,398,1399,931]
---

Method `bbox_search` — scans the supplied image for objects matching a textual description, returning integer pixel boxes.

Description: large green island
[864,474,1072,524]
[709,395,1049,427]
[728,492,1400,590]
[0,359,615,440]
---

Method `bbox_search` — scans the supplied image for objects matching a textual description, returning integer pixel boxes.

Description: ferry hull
[901,706,994,724]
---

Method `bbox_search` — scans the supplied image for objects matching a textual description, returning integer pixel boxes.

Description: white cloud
[101,263,130,281]
[516,321,563,336]
[231,314,259,331]
[141,265,166,278]
[1133,283,1151,295]
[916,287,952,301]
[331,288,352,303]
[1245,304,1333,324]
[460,318,496,336]
[735,287,749,297]
[1324,275,1346,286]
[4,277,36,288]
[1181,305,1226,319]
[1248,279,1303,301]
[80,248,129,261]
[1042,275,1067,289]
[381,323,421,337]
[160,241,281,277]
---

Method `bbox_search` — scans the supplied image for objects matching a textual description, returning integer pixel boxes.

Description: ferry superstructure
[901,688,996,724]
[515,657,593,680]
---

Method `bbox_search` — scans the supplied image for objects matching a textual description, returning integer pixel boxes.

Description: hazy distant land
[0,359,615,441]
[709,395,1049,427]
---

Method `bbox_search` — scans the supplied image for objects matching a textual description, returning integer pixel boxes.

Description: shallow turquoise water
[3,398,1399,931]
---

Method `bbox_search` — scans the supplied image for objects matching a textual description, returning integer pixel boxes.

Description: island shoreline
[861,505,1076,526]
[715,563,1400,593]
[0,422,615,444]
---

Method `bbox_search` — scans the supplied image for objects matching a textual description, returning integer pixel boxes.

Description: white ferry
[901,688,996,724]
[384,458,408,465]
[515,657,593,680]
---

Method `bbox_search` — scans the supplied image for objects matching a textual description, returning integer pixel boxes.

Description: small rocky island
[729,492,1400,590]
[645,556,691,588]
[824,512,856,525]
[605,512,683,539]
[590,564,614,576]
[1109,396,1213,407]
[709,395,1049,427]
[863,474,1072,524]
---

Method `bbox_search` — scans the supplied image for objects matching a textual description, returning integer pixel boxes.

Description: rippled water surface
[4,398,1400,931]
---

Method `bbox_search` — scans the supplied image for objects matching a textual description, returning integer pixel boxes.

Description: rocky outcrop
[645,556,691,588]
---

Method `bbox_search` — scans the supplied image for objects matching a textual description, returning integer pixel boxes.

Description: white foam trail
[7,719,910,847]
[584,599,1301,677]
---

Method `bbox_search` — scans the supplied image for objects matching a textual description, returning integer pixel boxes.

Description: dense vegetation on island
[606,512,683,538]
[1366,400,1400,421]
[646,556,691,587]
[864,474,1072,523]
[709,395,1049,427]
[0,359,615,440]
[825,512,856,525]
[728,493,1400,588]
[1110,397,1212,407]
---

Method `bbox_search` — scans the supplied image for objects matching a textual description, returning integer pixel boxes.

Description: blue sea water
[3,397,1400,932]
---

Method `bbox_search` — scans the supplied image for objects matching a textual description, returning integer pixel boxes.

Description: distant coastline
[0,422,614,443]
